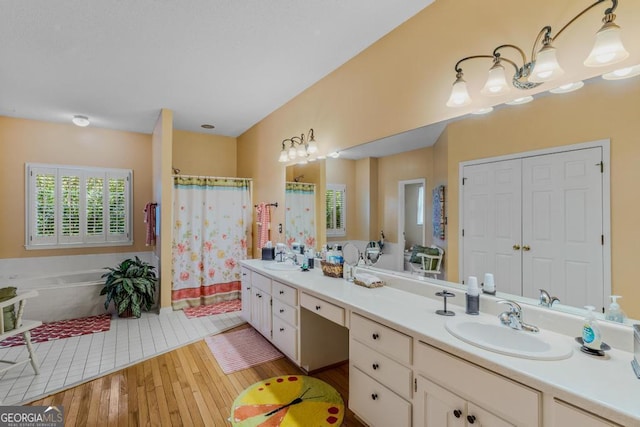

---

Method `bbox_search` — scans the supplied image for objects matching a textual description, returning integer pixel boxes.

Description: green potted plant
[101,256,157,318]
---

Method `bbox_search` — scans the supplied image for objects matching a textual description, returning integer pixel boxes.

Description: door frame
[398,178,426,271]
[458,139,611,302]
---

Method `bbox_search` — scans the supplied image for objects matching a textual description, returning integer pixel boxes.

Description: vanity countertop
[240,259,640,425]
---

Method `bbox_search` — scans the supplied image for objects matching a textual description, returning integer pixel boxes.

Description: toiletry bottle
[465,276,480,315]
[605,295,626,323]
[582,306,602,350]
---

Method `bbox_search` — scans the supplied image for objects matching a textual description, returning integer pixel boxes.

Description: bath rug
[230,375,344,426]
[0,314,111,347]
[183,298,242,319]
[205,327,283,374]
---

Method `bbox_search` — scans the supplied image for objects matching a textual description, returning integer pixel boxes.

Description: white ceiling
[0,0,434,136]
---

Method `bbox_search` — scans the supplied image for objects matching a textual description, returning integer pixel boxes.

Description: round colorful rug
[230,375,344,426]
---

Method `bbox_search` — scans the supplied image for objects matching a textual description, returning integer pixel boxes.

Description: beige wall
[151,109,174,309]
[172,130,237,177]
[0,116,153,259]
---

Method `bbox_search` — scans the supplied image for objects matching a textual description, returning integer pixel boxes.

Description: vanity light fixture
[327,151,340,159]
[446,0,629,107]
[602,64,640,80]
[549,81,585,94]
[278,128,319,163]
[72,115,90,127]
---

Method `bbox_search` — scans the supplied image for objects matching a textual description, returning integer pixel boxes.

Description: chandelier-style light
[278,128,319,163]
[446,0,629,107]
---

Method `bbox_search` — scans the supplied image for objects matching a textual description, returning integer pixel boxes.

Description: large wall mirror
[285,74,640,321]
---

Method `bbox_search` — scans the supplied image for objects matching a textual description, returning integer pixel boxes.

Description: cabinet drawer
[272,298,298,327]
[349,366,411,427]
[350,313,412,365]
[272,280,298,306]
[300,293,345,326]
[415,341,540,427]
[553,399,622,427]
[252,272,271,294]
[350,338,412,400]
[272,316,298,361]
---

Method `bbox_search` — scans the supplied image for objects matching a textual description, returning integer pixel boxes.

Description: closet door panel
[522,147,604,310]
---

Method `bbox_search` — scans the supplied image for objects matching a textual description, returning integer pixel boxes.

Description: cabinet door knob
[279,327,284,332]
[523,245,531,251]
[372,333,379,340]
[246,287,250,290]
[279,309,285,313]
[372,363,379,370]
[512,244,521,250]
[467,415,476,424]
[315,305,321,310]
[453,409,462,418]
[279,290,284,294]
[370,393,378,400]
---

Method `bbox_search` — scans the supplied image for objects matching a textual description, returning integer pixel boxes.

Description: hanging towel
[255,202,271,249]
[144,202,157,246]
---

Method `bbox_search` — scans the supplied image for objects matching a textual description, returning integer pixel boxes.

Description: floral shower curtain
[172,176,252,310]
[285,182,316,249]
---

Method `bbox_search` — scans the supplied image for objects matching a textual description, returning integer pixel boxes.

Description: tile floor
[0,309,245,405]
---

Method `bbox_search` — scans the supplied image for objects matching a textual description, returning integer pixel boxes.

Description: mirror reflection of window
[326,184,346,237]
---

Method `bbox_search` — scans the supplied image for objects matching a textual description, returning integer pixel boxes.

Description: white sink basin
[445,315,573,360]
[263,262,300,271]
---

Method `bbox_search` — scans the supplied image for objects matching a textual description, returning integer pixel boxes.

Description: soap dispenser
[582,306,602,351]
[605,295,626,323]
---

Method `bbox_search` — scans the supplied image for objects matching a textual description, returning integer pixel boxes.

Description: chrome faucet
[539,289,560,308]
[498,300,539,333]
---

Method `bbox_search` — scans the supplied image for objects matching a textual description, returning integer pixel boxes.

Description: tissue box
[261,247,275,260]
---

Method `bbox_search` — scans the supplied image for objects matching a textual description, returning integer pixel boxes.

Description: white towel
[354,273,384,288]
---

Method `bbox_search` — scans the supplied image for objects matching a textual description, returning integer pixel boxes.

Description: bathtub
[8,269,107,323]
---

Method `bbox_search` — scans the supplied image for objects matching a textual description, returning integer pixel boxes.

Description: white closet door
[462,159,522,295]
[521,147,604,310]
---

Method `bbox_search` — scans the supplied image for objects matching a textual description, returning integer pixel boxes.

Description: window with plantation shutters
[326,183,346,237]
[26,164,132,249]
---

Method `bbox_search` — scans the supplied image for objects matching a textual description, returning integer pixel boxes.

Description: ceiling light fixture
[446,0,629,107]
[602,64,640,80]
[278,128,319,163]
[549,81,585,94]
[505,96,534,105]
[472,107,494,115]
[201,124,215,129]
[72,115,90,127]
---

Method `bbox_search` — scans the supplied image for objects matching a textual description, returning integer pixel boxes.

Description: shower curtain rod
[172,174,253,181]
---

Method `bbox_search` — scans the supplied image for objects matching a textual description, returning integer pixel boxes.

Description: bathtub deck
[0,309,245,405]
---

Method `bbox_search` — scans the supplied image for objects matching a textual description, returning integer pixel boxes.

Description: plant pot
[118,308,135,318]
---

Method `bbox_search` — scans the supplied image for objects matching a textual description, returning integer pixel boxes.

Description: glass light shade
[529,44,564,83]
[480,63,510,96]
[307,138,318,153]
[328,151,340,158]
[288,145,297,160]
[549,81,584,94]
[446,77,472,107]
[72,115,90,127]
[602,64,640,80]
[278,149,289,162]
[584,21,629,67]
[296,144,307,157]
[505,96,534,105]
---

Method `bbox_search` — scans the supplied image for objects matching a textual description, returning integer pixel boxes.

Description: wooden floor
[28,325,365,426]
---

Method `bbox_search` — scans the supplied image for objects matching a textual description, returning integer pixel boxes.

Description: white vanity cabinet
[414,342,540,427]
[349,313,413,427]
[271,280,299,361]
[240,267,252,323]
[249,272,272,339]
[551,400,623,427]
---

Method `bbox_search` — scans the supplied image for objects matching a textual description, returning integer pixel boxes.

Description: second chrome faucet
[539,289,560,308]
[498,300,539,333]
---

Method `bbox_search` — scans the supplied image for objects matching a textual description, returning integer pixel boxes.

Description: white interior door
[521,147,604,310]
[462,159,522,295]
